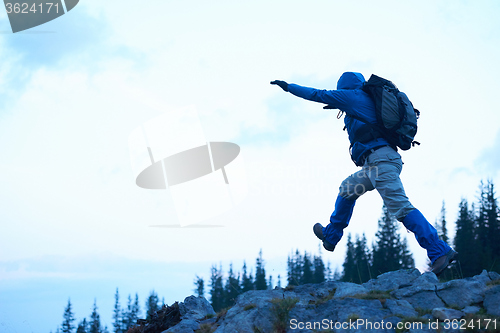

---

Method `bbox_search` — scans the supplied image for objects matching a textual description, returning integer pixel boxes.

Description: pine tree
[488,183,500,272]
[89,300,102,333]
[476,181,493,271]
[438,201,449,244]
[325,261,333,281]
[454,199,481,277]
[76,319,88,333]
[287,250,302,286]
[342,234,356,282]
[61,299,75,333]
[313,252,326,284]
[223,263,240,308]
[122,295,132,330]
[209,265,224,312]
[122,294,139,331]
[353,234,372,283]
[267,275,273,290]
[400,236,415,269]
[241,261,254,292]
[300,252,314,284]
[371,205,414,275]
[112,289,121,333]
[194,276,205,298]
[483,180,500,273]
[132,294,140,324]
[313,256,326,283]
[332,267,341,281]
[276,274,282,288]
[145,290,160,321]
[254,249,267,290]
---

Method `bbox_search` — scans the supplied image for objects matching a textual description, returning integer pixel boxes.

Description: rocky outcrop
[160,270,500,333]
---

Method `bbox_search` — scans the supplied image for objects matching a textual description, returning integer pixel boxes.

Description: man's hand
[270,80,289,92]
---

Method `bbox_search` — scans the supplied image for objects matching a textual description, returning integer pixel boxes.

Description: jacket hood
[337,72,365,90]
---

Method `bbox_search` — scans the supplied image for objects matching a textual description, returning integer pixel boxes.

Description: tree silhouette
[112,289,122,333]
[209,265,224,312]
[145,290,160,321]
[353,234,372,283]
[240,261,254,292]
[76,319,88,333]
[300,252,314,284]
[371,205,414,275]
[254,249,267,290]
[89,300,102,333]
[61,299,75,333]
[223,263,240,308]
[342,234,356,282]
[287,250,302,287]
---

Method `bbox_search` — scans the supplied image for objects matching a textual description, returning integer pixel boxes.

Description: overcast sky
[1,1,500,332]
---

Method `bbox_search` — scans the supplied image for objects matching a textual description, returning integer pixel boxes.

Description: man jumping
[271,72,456,275]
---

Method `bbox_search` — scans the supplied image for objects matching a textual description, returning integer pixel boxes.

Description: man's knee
[339,178,367,201]
[393,205,416,221]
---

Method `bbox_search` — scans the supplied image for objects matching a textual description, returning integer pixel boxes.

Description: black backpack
[354,74,420,151]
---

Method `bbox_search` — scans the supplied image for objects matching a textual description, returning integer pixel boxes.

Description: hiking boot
[313,223,335,252]
[431,249,458,276]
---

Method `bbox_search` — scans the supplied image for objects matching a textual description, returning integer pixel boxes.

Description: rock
[156,296,215,333]
[390,272,444,310]
[159,270,500,332]
[384,299,418,318]
[436,279,485,308]
[333,297,390,322]
[391,272,438,299]
[178,296,215,320]
[362,268,421,291]
[291,281,338,299]
[404,291,445,311]
[432,307,464,320]
[489,271,500,281]
[214,289,285,333]
[483,285,500,316]
[333,282,369,298]
[472,270,492,285]
[462,305,481,314]
[163,319,199,333]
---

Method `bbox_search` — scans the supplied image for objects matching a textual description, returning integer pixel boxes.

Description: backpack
[355,74,420,151]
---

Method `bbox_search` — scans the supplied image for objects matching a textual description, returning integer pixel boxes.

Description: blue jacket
[287,72,392,166]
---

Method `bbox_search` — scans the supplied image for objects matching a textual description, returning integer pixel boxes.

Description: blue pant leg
[403,209,451,263]
[322,169,375,246]
[322,195,356,245]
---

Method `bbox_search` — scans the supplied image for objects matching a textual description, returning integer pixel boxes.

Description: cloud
[0,3,145,115]
[2,6,106,69]
[476,129,500,178]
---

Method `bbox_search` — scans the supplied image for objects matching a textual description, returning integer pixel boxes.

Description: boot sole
[432,250,458,276]
[313,223,335,252]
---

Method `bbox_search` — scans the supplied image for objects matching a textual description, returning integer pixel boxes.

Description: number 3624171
[5,3,60,14]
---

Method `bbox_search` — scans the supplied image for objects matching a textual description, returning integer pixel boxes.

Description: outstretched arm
[270,80,351,110]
